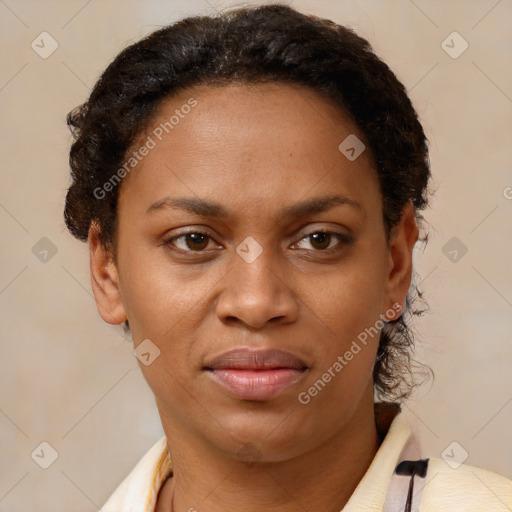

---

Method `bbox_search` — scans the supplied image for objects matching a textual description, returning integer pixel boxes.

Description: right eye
[165,231,223,254]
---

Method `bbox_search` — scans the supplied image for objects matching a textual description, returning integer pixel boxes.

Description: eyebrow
[146,194,363,219]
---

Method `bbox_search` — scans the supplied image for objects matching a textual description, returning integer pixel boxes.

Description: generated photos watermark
[93,97,198,200]
[298,302,402,405]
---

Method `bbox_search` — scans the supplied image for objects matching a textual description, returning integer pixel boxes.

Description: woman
[63,4,511,511]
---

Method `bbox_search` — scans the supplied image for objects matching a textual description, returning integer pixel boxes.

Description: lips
[204,348,308,371]
[203,348,309,401]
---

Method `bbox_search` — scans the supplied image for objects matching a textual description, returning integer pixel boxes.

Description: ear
[383,202,419,321]
[88,222,127,325]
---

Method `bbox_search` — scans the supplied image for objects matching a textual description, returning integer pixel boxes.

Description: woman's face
[91,83,416,462]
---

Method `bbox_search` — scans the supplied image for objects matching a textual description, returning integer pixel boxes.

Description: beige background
[1,0,511,510]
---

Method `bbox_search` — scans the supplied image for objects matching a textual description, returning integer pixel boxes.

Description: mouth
[203,348,309,401]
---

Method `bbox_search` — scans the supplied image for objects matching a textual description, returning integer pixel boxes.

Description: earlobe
[88,222,127,325]
[384,202,419,320]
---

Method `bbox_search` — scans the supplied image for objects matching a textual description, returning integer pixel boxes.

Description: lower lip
[206,368,306,401]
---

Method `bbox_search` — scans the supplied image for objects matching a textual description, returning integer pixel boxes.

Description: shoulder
[420,457,512,511]
[101,436,170,512]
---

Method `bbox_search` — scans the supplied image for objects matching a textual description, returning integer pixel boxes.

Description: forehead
[119,82,380,219]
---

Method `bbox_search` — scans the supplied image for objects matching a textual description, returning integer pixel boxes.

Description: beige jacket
[101,405,512,511]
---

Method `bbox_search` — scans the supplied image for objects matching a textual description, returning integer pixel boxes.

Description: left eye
[293,231,347,251]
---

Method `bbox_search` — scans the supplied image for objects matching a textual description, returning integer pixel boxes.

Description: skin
[89,83,418,512]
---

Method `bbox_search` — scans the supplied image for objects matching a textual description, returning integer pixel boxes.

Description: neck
[157,394,381,512]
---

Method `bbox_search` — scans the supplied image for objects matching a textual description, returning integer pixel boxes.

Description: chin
[203,407,323,462]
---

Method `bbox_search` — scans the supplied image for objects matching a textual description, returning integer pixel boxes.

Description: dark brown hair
[64,3,433,401]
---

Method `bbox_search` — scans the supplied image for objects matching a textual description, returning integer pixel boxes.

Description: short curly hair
[64,3,433,402]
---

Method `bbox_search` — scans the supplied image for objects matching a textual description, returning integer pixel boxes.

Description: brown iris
[184,233,209,251]
[308,232,332,250]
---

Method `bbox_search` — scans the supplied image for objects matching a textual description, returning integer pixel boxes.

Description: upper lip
[204,348,308,370]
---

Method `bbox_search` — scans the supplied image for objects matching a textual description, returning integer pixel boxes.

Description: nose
[215,242,299,330]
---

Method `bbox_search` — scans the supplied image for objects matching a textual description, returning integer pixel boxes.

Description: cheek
[116,250,220,386]
[302,285,381,403]
[300,241,388,395]
[314,252,389,343]
[295,282,383,438]
[117,243,212,338]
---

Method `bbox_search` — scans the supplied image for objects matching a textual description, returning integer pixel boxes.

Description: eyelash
[164,229,352,256]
